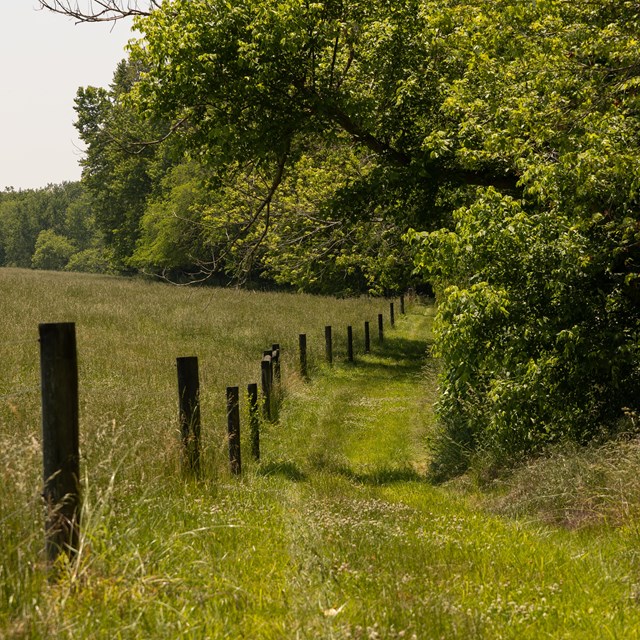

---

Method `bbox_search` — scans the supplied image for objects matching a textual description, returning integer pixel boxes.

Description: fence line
[29,296,409,562]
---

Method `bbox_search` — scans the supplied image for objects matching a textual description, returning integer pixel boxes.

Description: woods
[0,183,109,273]
[30,0,640,477]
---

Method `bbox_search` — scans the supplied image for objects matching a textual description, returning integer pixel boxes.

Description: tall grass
[0,268,386,638]
[4,268,640,638]
[477,438,640,530]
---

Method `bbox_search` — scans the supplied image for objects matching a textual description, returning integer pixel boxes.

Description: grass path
[260,304,640,639]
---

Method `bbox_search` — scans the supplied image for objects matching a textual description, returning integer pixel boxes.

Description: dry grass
[479,437,640,530]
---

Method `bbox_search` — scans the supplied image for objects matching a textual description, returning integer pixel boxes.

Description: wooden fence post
[400,294,405,315]
[227,386,241,475]
[347,325,354,363]
[378,313,384,343]
[271,343,281,383]
[364,321,370,353]
[39,322,80,563]
[248,383,260,461]
[299,333,308,379]
[325,325,333,364]
[390,302,395,328]
[261,354,273,420]
[176,356,201,473]
[263,350,273,370]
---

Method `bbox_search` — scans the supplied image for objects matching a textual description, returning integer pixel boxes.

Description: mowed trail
[261,304,640,639]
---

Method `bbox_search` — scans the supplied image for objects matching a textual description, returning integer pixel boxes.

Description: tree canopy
[127,0,520,190]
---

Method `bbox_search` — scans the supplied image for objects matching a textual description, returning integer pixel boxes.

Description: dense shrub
[411,190,640,479]
[65,248,112,274]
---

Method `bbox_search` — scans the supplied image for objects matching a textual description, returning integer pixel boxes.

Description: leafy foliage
[409,0,640,476]
[31,229,76,271]
[261,143,416,295]
[0,183,102,271]
[412,193,640,476]
[74,47,421,289]
[69,0,523,286]
[73,59,178,267]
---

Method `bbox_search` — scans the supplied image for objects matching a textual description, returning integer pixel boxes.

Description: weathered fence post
[364,321,371,353]
[39,322,80,563]
[177,356,201,473]
[271,343,281,383]
[263,350,274,376]
[227,386,241,475]
[325,325,333,364]
[390,302,395,328]
[378,313,384,343]
[400,294,405,315]
[248,383,260,461]
[299,333,308,379]
[347,325,354,363]
[261,354,273,420]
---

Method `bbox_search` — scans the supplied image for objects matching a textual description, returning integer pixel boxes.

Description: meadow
[3,268,640,638]
[1,268,385,637]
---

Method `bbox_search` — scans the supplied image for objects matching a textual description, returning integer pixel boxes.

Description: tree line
[0,183,109,273]
[34,0,640,478]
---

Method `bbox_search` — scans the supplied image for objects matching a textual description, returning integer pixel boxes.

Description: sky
[0,2,134,191]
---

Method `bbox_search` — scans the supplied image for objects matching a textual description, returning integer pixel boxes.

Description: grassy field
[3,268,640,638]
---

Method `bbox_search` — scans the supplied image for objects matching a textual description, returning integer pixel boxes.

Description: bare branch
[126,116,190,154]
[334,45,354,92]
[328,32,340,90]
[38,1,158,23]
[179,140,293,285]
[227,141,291,250]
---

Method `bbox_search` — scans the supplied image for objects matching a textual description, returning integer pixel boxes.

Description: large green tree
[73,58,179,267]
[64,0,514,287]
[67,2,432,288]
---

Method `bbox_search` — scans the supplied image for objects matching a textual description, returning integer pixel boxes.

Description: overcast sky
[0,3,134,191]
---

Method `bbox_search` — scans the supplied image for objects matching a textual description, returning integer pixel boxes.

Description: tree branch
[38,1,157,23]
[193,140,292,282]
[306,92,520,192]
[126,116,190,154]
[317,99,413,167]
[229,142,290,247]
